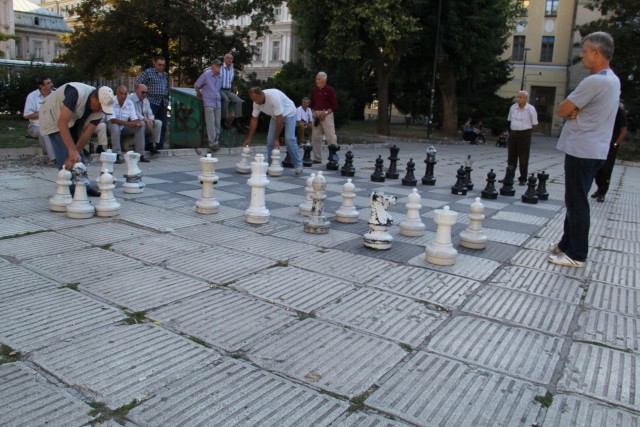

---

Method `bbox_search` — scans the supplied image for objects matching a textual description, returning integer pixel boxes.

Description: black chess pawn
[451,165,468,195]
[521,173,539,204]
[282,151,294,168]
[341,150,355,177]
[326,144,340,170]
[371,155,386,182]
[536,170,549,201]
[422,147,437,185]
[481,169,499,200]
[402,158,417,186]
[385,145,400,179]
[302,142,313,167]
[499,165,516,197]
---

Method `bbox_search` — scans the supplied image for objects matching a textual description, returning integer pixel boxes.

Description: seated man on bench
[108,85,147,163]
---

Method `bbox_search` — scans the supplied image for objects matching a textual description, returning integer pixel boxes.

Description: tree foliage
[61,0,280,83]
[578,0,640,123]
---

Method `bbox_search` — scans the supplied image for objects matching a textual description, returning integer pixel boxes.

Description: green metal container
[170,88,206,148]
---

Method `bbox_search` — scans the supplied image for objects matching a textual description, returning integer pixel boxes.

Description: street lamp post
[520,48,531,91]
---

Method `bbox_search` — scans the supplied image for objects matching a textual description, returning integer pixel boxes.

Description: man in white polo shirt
[507,90,538,185]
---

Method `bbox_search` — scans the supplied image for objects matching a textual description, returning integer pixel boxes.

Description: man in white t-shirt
[296,96,313,143]
[23,75,55,162]
[507,91,538,185]
[243,87,303,175]
[108,85,147,163]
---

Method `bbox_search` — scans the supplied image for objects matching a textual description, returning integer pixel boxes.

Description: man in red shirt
[309,72,338,163]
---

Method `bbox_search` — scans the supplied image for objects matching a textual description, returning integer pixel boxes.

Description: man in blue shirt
[137,57,169,149]
[195,59,224,152]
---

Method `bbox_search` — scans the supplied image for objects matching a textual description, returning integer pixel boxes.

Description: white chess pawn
[335,178,359,224]
[399,188,426,236]
[425,205,458,265]
[49,166,73,212]
[304,171,330,233]
[459,197,487,249]
[267,148,284,177]
[298,172,315,216]
[245,153,270,224]
[196,154,220,214]
[95,169,121,217]
[66,163,95,219]
[236,146,251,174]
[123,151,145,194]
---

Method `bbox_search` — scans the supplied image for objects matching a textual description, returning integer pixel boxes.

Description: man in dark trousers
[591,105,628,202]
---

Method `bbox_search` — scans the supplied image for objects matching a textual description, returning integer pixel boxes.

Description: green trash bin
[170,88,207,148]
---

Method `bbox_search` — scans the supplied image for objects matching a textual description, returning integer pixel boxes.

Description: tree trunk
[438,59,458,138]
[375,64,392,136]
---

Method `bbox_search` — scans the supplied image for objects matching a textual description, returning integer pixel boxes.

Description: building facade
[0,0,16,59]
[12,0,70,62]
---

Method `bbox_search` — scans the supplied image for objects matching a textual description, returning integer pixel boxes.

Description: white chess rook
[298,172,315,216]
[267,148,284,177]
[459,197,487,249]
[95,169,121,217]
[399,188,426,236]
[335,178,359,223]
[66,163,95,219]
[123,151,145,194]
[196,154,220,214]
[236,146,252,174]
[425,205,458,265]
[245,153,270,224]
[49,166,73,212]
[99,149,117,177]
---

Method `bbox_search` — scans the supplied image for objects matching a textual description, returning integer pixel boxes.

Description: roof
[13,0,61,17]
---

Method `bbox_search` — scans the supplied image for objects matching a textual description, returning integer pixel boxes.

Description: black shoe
[96,146,105,154]
[312,160,322,164]
[498,179,504,183]
[115,156,124,164]
[86,187,101,197]
[149,144,160,154]
[208,145,219,153]
[139,155,150,163]
[597,194,605,203]
[518,180,526,186]
[591,191,600,199]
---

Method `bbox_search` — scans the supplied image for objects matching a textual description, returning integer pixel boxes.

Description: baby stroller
[496,130,509,148]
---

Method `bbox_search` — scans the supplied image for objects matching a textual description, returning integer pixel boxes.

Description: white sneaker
[295,167,303,176]
[548,243,562,254]
[547,253,585,268]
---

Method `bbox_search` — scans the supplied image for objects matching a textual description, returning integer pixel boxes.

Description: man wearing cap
[40,83,115,196]
[195,59,223,152]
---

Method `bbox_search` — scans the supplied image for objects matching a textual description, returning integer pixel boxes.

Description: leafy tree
[0,33,18,58]
[578,0,640,124]
[61,0,279,84]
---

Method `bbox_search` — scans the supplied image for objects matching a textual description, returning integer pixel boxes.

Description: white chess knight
[363,191,397,250]
[95,169,121,217]
[66,163,95,219]
[49,166,73,212]
[236,146,251,174]
[335,178,359,223]
[123,151,145,194]
[267,147,284,177]
[399,188,426,236]
[195,153,220,214]
[245,153,270,224]
[425,205,458,265]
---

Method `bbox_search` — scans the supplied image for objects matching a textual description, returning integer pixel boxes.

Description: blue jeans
[150,102,167,149]
[49,131,87,170]
[266,114,302,168]
[558,154,604,261]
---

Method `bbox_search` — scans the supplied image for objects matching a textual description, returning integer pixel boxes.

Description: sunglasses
[140,91,148,94]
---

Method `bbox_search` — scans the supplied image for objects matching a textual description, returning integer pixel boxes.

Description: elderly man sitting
[108,85,147,163]
[128,83,162,154]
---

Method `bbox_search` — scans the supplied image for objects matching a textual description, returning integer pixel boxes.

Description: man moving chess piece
[23,75,55,163]
[108,85,147,164]
[40,82,115,197]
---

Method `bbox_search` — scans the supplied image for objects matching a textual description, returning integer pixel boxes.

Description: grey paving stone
[0,217,47,238]
[542,394,640,427]
[0,363,93,427]
[220,234,319,261]
[81,266,210,312]
[330,412,411,427]
[247,318,407,398]
[128,359,349,427]
[22,247,142,284]
[428,316,564,383]
[57,221,154,246]
[0,231,90,261]
[483,218,541,234]
[462,285,578,336]
[173,222,260,245]
[599,238,640,254]
[369,265,481,310]
[583,282,639,317]
[558,342,640,411]
[30,324,221,408]
[367,351,543,427]
[590,263,639,288]
[149,287,297,352]
[510,249,589,280]
[232,266,355,313]
[109,233,211,265]
[132,191,199,209]
[19,210,106,230]
[118,202,207,231]
[482,228,531,246]
[0,287,125,352]
[165,246,274,284]
[317,287,447,346]
[490,210,550,226]
[289,249,397,285]
[407,252,501,282]
[592,248,638,269]
[0,197,49,218]
[489,266,584,303]
[222,215,299,235]
[0,265,60,300]
[574,309,639,353]
[332,237,426,264]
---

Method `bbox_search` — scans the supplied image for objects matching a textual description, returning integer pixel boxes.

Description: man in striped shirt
[220,53,244,130]
[137,56,169,149]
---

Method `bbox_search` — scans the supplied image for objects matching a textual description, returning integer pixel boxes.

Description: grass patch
[534,391,553,408]
[230,353,252,363]
[575,340,633,353]
[0,344,21,365]
[348,390,373,412]
[123,311,147,325]
[297,311,315,321]
[270,260,289,268]
[188,336,209,347]
[61,282,80,291]
[0,229,49,241]
[0,117,39,149]
[399,343,413,353]
[89,400,140,425]
[98,243,112,250]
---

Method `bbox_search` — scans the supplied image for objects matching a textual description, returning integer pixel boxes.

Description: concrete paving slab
[0,363,93,427]
[574,309,639,352]
[128,360,349,427]
[134,192,198,209]
[589,263,639,288]
[219,234,319,261]
[0,217,47,238]
[510,248,589,280]
[118,201,208,231]
[428,316,564,383]
[0,197,49,217]
[592,247,638,268]
[109,233,211,265]
[0,231,90,260]
[367,351,543,427]
[0,287,125,351]
[330,412,411,427]
[30,324,221,408]
[19,210,105,230]
[247,318,407,398]
[57,221,154,246]
[462,284,578,336]
[558,342,640,411]
[542,394,640,427]
[148,287,297,352]
[583,282,639,316]
[317,287,447,346]
[0,265,60,299]
[275,226,364,248]
[489,266,584,303]
[407,252,501,282]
